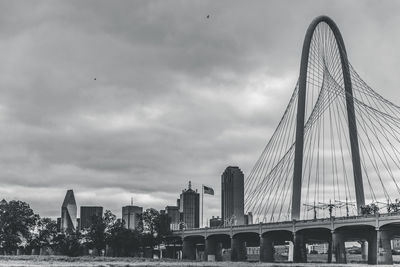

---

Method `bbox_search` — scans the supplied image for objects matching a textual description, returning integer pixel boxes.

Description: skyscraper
[122,205,143,230]
[165,205,180,230]
[221,166,245,225]
[80,206,103,230]
[180,181,200,229]
[61,189,77,232]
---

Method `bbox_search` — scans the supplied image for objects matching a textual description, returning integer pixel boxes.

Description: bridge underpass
[260,230,292,262]
[333,225,377,264]
[231,232,260,261]
[376,223,400,264]
[294,227,331,263]
[182,235,204,260]
[205,234,230,261]
[164,236,182,259]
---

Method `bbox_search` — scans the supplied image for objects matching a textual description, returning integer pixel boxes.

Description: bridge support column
[293,232,307,263]
[231,237,247,261]
[377,230,393,265]
[260,235,274,262]
[327,237,332,263]
[368,230,377,264]
[288,241,294,262]
[205,238,221,261]
[182,239,196,260]
[361,241,368,261]
[332,231,346,263]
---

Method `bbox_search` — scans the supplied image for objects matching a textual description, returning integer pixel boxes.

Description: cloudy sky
[1,1,400,221]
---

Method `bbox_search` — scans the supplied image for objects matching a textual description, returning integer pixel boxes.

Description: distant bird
[94,78,96,81]
[206,15,210,19]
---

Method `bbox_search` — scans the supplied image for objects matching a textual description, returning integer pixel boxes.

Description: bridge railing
[174,212,400,232]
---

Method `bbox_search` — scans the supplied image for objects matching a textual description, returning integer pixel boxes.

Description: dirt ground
[0,255,398,267]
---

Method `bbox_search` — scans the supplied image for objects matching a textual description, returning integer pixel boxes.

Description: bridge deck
[175,213,400,238]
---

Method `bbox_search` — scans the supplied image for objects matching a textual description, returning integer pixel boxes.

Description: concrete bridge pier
[332,231,346,263]
[327,239,332,263]
[231,236,247,261]
[260,235,274,262]
[293,232,307,263]
[182,239,196,260]
[367,230,377,264]
[377,230,393,265]
[361,241,368,261]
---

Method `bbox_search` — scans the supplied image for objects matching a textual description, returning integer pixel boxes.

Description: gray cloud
[0,1,399,220]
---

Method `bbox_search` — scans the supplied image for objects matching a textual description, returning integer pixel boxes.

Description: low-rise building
[209,216,223,227]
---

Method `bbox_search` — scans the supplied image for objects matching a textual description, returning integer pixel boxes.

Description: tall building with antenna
[122,197,143,230]
[179,181,200,229]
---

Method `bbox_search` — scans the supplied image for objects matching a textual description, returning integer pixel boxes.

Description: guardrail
[174,212,400,232]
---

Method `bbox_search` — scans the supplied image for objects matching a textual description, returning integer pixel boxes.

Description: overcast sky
[1,1,400,220]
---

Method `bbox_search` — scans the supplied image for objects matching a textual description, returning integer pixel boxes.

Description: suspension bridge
[172,16,400,264]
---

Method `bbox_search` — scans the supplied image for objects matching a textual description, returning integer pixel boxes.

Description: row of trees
[0,199,173,257]
[360,203,380,215]
[360,200,400,215]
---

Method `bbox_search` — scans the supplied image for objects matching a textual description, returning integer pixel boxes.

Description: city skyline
[1,1,400,221]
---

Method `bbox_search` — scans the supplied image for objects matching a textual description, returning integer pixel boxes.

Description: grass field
[0,255,398,266]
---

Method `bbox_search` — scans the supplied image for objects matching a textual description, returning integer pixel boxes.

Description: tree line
[360,199,400,215]
[0,199,175,257]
